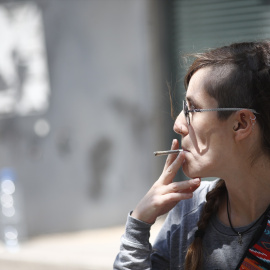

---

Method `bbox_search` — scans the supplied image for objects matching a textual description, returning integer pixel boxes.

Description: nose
[173,111,188,136]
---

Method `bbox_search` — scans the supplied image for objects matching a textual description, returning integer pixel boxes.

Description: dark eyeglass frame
[183,100,259,125]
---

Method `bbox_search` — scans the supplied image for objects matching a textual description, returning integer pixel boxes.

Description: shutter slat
[171,0,270,94]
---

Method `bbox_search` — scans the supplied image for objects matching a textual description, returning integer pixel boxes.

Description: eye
[189,104,196,112]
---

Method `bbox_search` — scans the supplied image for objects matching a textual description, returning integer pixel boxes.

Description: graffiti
[0,1,50,117]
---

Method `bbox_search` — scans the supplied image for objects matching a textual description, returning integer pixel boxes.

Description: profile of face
[174,67,235,179]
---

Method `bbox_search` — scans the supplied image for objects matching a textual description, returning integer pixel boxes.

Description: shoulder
[192,179,218,205]
[169,179,220,223]
[153,179,221,251]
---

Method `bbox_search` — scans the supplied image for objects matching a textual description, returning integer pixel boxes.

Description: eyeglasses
[183,100,259,125]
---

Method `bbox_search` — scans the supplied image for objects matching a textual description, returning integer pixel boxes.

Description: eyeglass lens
[183,100,190,125]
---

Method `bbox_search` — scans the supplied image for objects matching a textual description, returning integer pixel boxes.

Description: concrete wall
[0,0,172,237]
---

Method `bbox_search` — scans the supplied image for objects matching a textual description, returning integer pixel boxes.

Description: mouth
[181,146,189,152]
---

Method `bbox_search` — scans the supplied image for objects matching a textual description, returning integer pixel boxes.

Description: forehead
[186,67,218,107]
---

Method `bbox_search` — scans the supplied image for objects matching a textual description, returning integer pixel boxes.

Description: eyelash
[188,104,196,112]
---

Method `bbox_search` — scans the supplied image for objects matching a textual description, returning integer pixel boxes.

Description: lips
[181,146,189,152]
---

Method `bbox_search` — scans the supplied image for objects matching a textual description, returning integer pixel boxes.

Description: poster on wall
[0,1,50,118]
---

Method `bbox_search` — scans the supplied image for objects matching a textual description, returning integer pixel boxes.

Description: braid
[184,179,226,270]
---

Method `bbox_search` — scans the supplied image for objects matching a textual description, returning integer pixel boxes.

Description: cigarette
[153,149,183,156]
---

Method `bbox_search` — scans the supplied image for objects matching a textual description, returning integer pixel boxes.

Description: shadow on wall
[89,137,112,200]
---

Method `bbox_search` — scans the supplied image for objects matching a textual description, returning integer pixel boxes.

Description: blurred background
[0,0,270,269]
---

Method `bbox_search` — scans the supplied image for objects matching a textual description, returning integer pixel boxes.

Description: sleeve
[113,213,170,270]
[150,212,174,269]
[113,181,215,269]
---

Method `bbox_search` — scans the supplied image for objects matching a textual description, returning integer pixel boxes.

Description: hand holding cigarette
[132,139,200,224]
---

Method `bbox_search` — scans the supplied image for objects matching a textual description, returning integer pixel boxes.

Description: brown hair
[183,40,270,270]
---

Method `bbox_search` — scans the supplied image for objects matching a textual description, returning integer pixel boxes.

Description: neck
[218,156,270,227]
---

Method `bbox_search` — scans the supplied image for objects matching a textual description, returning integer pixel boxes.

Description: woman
[114,40,270,269]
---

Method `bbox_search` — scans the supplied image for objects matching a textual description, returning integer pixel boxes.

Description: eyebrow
[186,96,201,108]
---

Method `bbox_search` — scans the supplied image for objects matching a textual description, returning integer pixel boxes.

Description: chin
[182,163,200,179]
[182,161,213,179]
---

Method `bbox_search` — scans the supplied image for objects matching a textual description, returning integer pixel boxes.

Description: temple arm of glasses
[190,108,259,114]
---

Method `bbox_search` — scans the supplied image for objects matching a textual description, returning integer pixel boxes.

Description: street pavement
[0,218,165,270]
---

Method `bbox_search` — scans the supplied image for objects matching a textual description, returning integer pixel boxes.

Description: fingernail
[192,178,200,185]
[172,139,176,147]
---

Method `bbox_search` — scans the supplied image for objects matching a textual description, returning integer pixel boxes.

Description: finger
[162,178,201,194]
[160,151,186,185]
[160,191,193,204]
[163,139,179,173]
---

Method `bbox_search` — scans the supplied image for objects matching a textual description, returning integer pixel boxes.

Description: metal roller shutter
[171,0,270,95]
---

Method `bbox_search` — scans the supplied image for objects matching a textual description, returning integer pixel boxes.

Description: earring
[250,115,256,130]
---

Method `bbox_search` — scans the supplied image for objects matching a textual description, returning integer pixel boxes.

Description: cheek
[183,123,231,177]
[188,126,211,153]
[182,151,221,178]
[191,124,227,153]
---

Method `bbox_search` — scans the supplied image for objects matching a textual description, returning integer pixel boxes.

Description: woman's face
[174,67,234,179]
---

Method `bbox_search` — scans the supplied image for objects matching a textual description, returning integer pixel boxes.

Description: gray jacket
[114,180,258,269]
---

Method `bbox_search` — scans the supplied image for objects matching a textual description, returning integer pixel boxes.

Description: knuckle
[164,193,173,202]
[170,182,179,192]
[166,167,176,178]
[168,193,177,200]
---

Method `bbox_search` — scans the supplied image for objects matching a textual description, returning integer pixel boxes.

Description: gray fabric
[113,180,261,269]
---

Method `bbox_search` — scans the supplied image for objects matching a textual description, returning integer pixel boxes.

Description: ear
[232,110,256,141]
